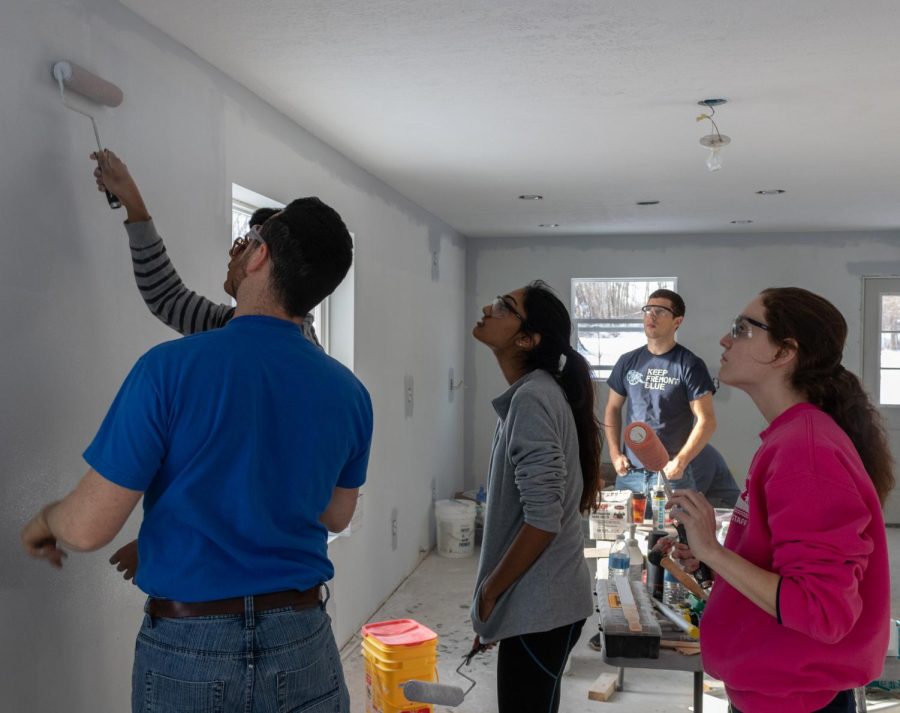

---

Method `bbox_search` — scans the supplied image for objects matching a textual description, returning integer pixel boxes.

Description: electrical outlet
[390,507,398,551]
[404,373,414,418]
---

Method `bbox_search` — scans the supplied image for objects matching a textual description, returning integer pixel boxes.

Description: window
[864,279,900,406]
[231,184,329,351]
[880,295,900,404]
[571,277,677,379]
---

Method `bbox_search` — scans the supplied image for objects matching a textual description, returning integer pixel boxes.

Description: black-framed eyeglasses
[641,304,675,318]
[731,315,771,340]
[229,225,266,258]
[491,295,525,321]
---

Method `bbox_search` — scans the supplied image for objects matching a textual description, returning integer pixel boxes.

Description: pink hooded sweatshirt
[700,403,889,712]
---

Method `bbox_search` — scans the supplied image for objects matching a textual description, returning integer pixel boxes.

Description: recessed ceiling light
[731,220,754,224]
[518,194,544,200]
[636,200,660,206]
[755,189,786,195]
[538,223,560,228]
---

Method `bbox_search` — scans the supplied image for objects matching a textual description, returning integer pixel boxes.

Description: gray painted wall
[0,1,466,711]
[464,231,900,495]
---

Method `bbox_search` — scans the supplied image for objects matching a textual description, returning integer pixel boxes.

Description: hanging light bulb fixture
[696,98,731,172]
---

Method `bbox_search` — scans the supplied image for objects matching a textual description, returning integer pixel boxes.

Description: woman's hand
[666,490,720,562]
[478,588,498,621]
[670,541,701,574]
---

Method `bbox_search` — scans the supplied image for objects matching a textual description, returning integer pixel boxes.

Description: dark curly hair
[260,197,353,317]
[761,287,894,504]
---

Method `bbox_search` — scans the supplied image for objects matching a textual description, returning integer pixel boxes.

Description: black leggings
[731,689,856,713]
[496,619,585,713]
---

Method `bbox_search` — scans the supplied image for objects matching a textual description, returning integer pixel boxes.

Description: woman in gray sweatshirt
[471,280,602,713]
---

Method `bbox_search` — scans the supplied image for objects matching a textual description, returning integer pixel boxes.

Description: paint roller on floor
[401,639,484,707]
[51,60,123,209]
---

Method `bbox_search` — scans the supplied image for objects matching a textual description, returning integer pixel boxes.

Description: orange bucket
[361,619,439,713]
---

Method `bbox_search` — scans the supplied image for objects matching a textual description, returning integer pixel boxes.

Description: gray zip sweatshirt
[471,369,593,643]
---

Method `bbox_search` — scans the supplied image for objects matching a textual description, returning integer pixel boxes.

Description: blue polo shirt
[84,316,373,601]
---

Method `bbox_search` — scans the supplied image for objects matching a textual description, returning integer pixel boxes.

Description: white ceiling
[119,0,900,238]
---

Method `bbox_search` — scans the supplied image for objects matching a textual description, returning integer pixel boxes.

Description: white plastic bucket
[434,499,476,558]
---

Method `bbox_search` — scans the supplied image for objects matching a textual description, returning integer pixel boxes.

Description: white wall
[464,231,900,490]
[0,1,466,711]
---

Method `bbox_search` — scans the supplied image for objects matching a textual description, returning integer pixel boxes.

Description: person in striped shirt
[91,149,320,344]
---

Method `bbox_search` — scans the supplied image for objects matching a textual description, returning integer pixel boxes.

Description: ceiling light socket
[698,98,727,107]
[518,194,543,200]
[755,189,786,195]
[699,134,731,149]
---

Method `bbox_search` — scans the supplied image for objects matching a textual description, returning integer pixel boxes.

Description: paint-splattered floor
[342,531,900,713]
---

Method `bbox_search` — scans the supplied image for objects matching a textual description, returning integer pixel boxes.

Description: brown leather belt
[146,586,322,619]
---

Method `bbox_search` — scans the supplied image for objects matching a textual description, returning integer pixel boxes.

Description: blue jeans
[132,596,349,713]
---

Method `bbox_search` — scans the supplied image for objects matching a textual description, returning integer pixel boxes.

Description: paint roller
[624,421,713,587]
[400,641,482,707]
[51,60,123,209]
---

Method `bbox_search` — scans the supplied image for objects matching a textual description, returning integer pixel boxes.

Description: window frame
[571,276,678,380]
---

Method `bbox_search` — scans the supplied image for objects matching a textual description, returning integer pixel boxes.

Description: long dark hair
[520,281,602,511]
[761,287,895,504]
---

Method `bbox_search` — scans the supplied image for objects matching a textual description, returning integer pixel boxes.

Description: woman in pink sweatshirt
[669,287,894,713]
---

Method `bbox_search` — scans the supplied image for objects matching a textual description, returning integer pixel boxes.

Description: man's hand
[21,508,67,568]
[109,539,139,582]
[91,150,150,222]
[612,453,631,475]
[663,457,686,480]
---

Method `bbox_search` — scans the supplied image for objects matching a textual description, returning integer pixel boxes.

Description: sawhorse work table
[601,637,705,712]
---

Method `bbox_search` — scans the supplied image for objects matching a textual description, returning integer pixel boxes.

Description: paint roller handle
[103,186,121,210]
[93,154,121,209]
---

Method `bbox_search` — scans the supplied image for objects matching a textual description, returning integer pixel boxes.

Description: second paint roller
[52,60,124,209]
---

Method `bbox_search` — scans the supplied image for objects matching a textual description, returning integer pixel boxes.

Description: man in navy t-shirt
[21,198,372,713]
[604,289,717,498]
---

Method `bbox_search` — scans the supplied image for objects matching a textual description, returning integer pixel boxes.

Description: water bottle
[607,533,630,580]
[663,569,685,606]
[625,524,644,581]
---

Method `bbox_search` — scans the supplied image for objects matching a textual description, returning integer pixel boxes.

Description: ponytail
[762,288,895,504]
[521,281,602,512]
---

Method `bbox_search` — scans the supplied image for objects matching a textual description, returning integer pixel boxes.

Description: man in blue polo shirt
[21,197,372,713]
[605,288,717,499]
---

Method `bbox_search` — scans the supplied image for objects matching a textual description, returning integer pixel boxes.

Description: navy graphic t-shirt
[607,344,715,467]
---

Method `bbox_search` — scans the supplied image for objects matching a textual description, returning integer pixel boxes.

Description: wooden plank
[587,672,618,702]
[613,575,642,632]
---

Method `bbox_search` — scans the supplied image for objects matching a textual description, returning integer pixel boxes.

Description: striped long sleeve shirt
[125,219,320,345]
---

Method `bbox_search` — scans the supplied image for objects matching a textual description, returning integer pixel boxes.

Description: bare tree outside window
[571,278,676,379]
